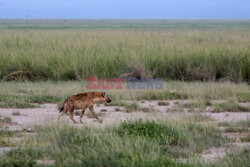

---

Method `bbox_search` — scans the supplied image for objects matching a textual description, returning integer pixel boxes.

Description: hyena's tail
[59,104,64,113]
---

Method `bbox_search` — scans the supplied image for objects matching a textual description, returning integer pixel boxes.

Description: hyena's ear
[102,92,106,98]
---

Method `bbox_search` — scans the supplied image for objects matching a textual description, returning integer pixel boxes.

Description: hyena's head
[102,92,111,103]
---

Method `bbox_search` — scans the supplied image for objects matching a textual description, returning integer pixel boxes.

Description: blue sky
[0,0,250,19]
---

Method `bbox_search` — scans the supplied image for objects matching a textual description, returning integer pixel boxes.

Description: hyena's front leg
[89,105,102,123]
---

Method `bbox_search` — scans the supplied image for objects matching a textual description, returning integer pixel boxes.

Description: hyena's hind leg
[70,109,77,124]
[58,103,70,122]
[80,106,88,123]
[89,105,102,123]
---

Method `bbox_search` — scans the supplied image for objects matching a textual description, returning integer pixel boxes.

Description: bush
[117,119,182,145]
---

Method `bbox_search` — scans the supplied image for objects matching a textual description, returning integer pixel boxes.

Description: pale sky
[0,0,249,19]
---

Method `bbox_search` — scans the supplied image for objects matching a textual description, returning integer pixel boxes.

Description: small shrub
[158,101,170,106]
[167,107,184,112]
[12,111,21,116]
[174,101,180,105]
[0,129,15,137]
[104,101,125,107]
[117,119,182,145]
[124,102,140,113]
[100,109,107,112]
[141,106,158,113]
[114,107,121,111]
[240,135,250,142]
[0,116,12,123]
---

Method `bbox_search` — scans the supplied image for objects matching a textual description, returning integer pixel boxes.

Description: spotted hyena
[58,92,111,123]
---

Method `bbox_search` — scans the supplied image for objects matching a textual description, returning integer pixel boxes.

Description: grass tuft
[158,101,170,106]
[124,102,140,113]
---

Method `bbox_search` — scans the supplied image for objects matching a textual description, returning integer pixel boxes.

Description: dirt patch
[204,111,250,123]
[36,160,55,166]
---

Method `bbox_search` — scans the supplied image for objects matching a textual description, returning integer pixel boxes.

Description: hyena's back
[60,92,104,112]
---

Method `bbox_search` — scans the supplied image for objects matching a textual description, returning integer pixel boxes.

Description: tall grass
[0,27,249,82]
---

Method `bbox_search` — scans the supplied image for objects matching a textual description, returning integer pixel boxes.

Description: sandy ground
[0,100,249,129]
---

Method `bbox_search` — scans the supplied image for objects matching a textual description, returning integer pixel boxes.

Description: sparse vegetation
[0,116,12,123]
[0,94,60,108]
[219,119,250,133]
[104,101,126,106]
[183,98,212,109]
[0,129,17,147]
[140,106,158,113]
[174,101,180,105]
[213,100,250,112]
[12,111,21,116]
[213,149,250,167]
[240,135,250,142]
[224,127,249,133]
[114,107,121,111]
[0,115,227,166]
[157,101,170,106]
[85,110,106,118]
[124,102,140,113]
[0,81,248,108]
[167,107,184,112]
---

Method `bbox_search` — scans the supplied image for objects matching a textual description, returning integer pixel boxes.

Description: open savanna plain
[0,20,249,167]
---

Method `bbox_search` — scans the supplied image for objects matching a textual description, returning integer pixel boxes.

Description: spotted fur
[58,92,111,123]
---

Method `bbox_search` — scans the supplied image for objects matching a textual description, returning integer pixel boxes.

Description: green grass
[218,119,250,127]
[140,106,158,113]
[0,81,248,108]
[183,98,211,108]
[0,114,227,166]
[104,101,126,106]
[211,149,250,167]
[0,129,17,147]
[218,119,250,133]
[0,116,12,123]
[117,119,182,145]
[124,102,140,112]
[0,20,250,82]
[117,102,157,113]
[137,91,189,100]
[0,129,15,137]
[240,135,250,142]
[0,94,61,108]
[224,127,249,133]
[1,19,250,30]
[213,101,250,112]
